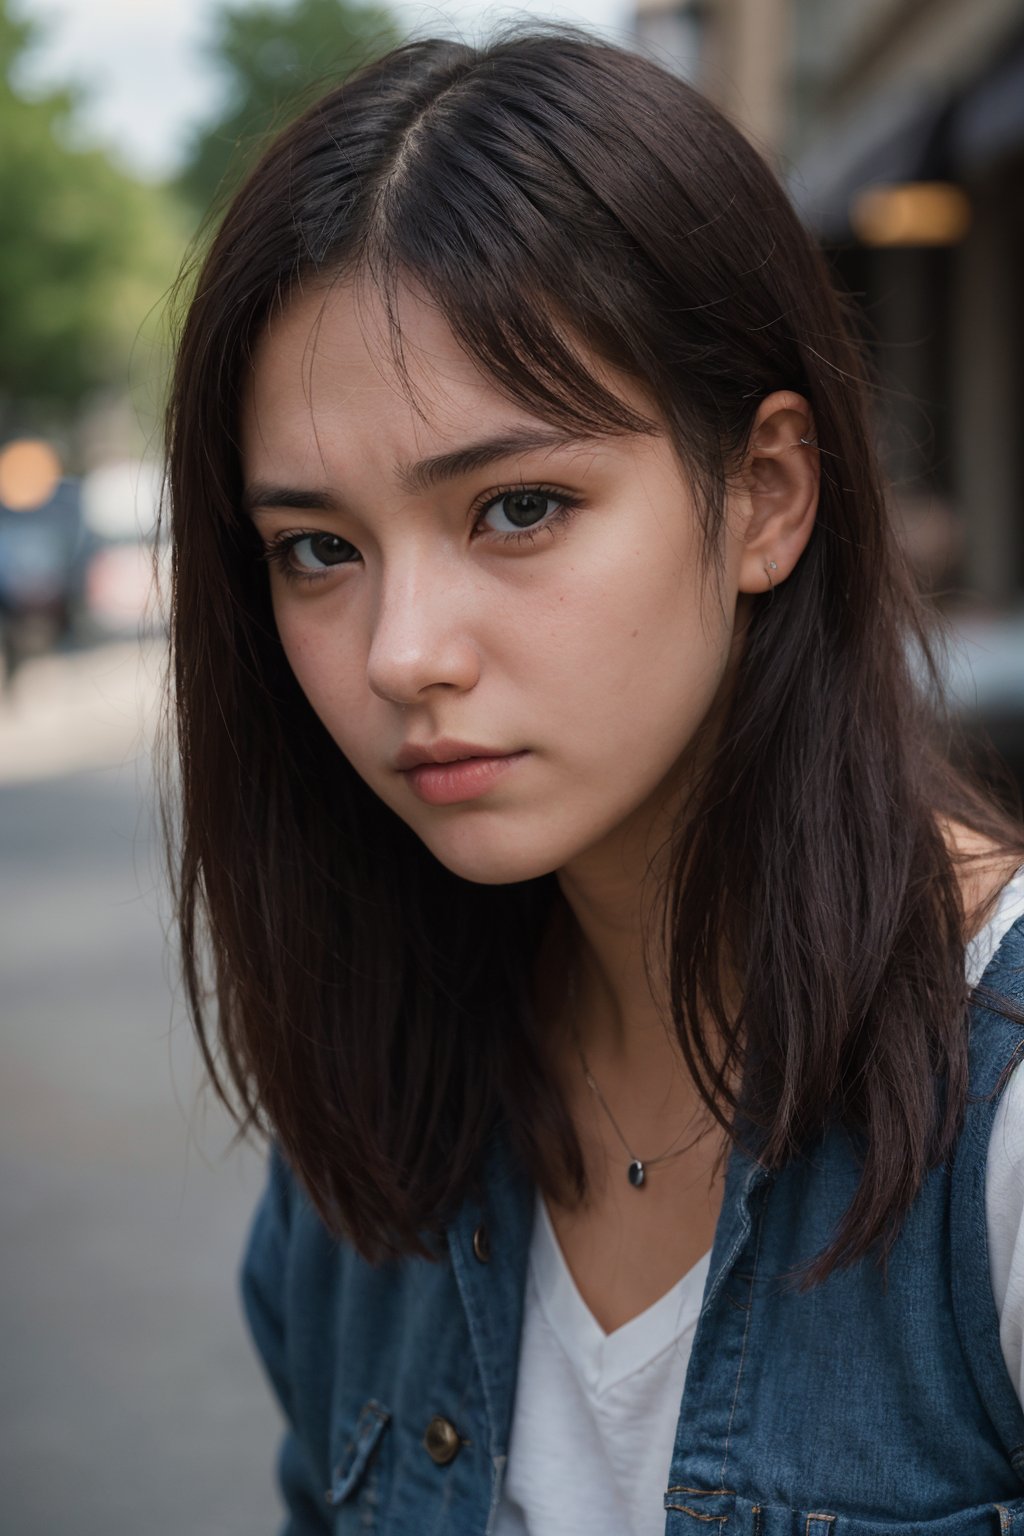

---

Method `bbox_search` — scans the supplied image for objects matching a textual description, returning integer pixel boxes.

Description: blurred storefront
[0,444,164,690]
[784,0,1024,612]
[630,0,1024,792]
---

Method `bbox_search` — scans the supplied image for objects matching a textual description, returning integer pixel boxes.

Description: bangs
[353,87,662,444]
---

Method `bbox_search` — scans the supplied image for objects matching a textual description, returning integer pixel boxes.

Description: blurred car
[0,477,88,680]
[79,460,165,640]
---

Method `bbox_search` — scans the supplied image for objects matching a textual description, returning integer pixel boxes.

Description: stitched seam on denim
[663,1506,728,1522]
[334,1400,389,1474]
[666,1487,736,1495]
[951,1026,1024,1477]
[483,1452,508,1536]
[359,1461,379,1531]
[805,1515,836,1535]
[425,1440,457,1535]
[447,1221,499,1455]
[424,1370,476,1534]
[718,1194,764,1486]
[994,1039,1024,1098]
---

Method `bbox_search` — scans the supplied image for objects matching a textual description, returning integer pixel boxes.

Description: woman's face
[240,280,749,886]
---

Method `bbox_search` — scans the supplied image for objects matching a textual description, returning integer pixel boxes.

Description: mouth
[394,737,515,771]
[400,750,530,806]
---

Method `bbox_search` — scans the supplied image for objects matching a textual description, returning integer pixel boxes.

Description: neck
[540,796,685,1094]
[534,848,722,1203]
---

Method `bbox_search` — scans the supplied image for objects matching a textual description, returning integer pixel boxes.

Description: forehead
[241,276,658,474]
[245,281,528,448]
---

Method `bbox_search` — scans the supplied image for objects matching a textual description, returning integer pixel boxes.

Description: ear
[731,390,819,595]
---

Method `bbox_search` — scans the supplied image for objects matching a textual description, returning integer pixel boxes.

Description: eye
[262,529,357,581]
[287,532,355,570]
[476,487,580,543]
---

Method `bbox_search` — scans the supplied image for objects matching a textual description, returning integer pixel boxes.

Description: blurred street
[0,639,285,1536]
[3,2,1024,1531]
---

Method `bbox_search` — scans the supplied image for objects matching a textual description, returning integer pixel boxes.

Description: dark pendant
[628,1159,645,1188]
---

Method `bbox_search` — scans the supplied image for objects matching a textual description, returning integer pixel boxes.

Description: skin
[241,276,818,1040]
[241,277,1017,1327]
[240,277,821,1324]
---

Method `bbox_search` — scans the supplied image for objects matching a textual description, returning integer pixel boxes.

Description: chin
[413,820,571,887]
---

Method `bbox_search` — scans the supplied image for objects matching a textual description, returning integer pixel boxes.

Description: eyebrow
[242,426,604,516]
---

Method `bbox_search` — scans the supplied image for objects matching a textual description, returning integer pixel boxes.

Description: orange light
[0,439,62,511]
[850,182,971,247]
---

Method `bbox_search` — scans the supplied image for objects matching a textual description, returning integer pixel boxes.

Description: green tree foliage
[0,1,187,435]
[179,0,399,218]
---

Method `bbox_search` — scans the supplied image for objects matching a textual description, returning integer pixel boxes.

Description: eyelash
[256,484,583,586]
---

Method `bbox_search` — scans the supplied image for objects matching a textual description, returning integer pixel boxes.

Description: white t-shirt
[494,870,1024,1536]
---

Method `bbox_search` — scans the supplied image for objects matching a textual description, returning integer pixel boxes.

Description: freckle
[630,629,638,638]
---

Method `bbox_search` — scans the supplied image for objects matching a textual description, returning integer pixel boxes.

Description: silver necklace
[567,965,692,1189]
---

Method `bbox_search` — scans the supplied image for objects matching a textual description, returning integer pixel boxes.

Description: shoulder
[241,1141,332,1275]
[967,888,1024,1097]
[239,1140,469,1362]
[963,891,1024,1295]
[988,1057,1024,1207]
[986,1050,1024,1404]
[974,897,1024,1407]
[239,1142,345,1363]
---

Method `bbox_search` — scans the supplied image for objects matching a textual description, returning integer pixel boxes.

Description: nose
[365,553,482,704]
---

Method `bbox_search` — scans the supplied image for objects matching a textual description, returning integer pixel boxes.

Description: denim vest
[240,914,1024,1535]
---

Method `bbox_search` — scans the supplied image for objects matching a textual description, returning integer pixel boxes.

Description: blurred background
[1,0,1022,1531]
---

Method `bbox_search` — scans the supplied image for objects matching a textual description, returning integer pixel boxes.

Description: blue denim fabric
[240,914,1024,1534]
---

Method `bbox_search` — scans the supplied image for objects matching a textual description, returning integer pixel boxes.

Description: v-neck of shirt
[528,865,1024,1405]
[530,1189,712,1398]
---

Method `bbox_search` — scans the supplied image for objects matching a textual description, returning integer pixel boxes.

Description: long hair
[160,26,1024,1283]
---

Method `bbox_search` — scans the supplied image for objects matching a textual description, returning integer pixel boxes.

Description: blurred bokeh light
[850,181,973,246]
[0,438,62,511]
[2,2,1024,1534]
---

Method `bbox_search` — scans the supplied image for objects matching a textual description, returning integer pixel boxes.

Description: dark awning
[788,21,1024,241]
[951,29,1024,172]
[787,90,953,241]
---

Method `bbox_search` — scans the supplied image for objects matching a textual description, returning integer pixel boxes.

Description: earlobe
[736,390,819,595]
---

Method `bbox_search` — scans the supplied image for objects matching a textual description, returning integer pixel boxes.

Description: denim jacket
[240,914,1024,1535]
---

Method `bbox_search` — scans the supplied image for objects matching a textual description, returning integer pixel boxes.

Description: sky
[12,0,631,180]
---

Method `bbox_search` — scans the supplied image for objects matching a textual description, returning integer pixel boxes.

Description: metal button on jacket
[472,1223,490,1263]
[423,1414,462,1466]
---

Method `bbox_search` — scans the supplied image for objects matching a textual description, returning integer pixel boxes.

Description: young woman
[162,27,1024,1536]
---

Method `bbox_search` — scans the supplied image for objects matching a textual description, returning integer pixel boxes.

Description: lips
[400,749,530,806]
[394,738,511,771]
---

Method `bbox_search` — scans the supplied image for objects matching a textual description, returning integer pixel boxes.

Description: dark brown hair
[161,25,1024,1284]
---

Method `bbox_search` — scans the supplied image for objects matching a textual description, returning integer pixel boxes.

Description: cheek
[272,600,367,744]
[542,545,731,751]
